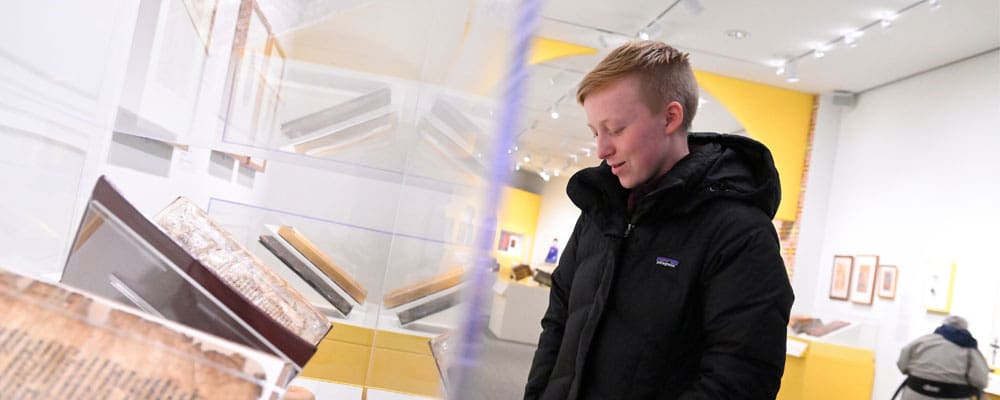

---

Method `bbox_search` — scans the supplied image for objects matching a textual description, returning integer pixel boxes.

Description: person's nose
[596,133,613,160]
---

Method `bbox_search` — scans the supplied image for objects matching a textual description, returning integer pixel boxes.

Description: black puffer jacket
[525,133,794,400]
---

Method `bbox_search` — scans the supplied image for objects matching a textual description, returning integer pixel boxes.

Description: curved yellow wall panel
[530,37,598,65]
[693,70,815,221]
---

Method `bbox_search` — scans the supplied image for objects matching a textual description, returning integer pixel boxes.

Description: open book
[0,267,292,399]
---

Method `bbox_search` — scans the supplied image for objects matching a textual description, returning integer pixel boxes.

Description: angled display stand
[61,177,329,370]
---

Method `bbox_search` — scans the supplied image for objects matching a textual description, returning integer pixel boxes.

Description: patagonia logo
[656,257,679,268]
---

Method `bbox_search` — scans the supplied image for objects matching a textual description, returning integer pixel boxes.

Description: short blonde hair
[577,41,699,132]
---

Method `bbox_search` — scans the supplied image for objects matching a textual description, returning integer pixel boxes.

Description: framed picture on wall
[849,255,880,305]
[925,263,956,314]
[877,265,898,299]
[497,230,526,257]
[828,255,854,300]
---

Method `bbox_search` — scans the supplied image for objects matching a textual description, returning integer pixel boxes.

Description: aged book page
[154,198,330,345]
[277,226,368,304]
[383,268,464,309]
[0,268,291,399]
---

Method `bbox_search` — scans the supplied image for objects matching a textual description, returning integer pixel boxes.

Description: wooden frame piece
[277,226,368,304]
[849,254,880,305]
[828,255,853,300]
[876,265,898,299]
[383,268,464,309]
[258,234,353,316]
[181,0,220,52]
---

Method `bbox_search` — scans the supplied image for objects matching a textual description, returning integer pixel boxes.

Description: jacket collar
[934,325,978,348]
[567,132,781,231]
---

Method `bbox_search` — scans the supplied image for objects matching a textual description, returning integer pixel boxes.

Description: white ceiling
[273,0,999,177]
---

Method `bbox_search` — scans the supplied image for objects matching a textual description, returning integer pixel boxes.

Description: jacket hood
[567,132,781,222]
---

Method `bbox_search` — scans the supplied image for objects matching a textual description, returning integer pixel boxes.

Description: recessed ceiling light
[725,29,750,40]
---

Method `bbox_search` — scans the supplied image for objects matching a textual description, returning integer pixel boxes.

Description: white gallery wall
[794,50,1000,399]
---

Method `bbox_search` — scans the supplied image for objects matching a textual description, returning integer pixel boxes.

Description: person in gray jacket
[895,315,991,399]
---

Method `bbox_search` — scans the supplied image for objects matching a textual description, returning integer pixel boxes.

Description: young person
[524,40,794,400]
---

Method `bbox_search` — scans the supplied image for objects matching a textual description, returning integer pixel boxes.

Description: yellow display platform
[301,322,442,398]
[777,337,874,400]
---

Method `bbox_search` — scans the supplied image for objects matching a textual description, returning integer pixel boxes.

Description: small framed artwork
[876,265,898,299]
[828,255,854,300]
[849,255,880,305]
[925,263,956,314]
[497,230,526,256]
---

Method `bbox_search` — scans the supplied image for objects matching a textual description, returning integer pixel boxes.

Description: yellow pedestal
[777,337,875,400]
[301,323,442,398]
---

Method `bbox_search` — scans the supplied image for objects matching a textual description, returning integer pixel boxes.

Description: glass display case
[1,0,520,398]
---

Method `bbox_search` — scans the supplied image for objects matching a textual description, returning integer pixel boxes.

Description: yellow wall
[693,70,815,222]
[495,186,542,280]
[530,37,598,65]
[777,338,875,400]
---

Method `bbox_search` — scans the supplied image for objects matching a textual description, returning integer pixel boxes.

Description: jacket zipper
[624,223,635,238]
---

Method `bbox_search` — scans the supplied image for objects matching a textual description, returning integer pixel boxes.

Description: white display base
[290,377,363,400]
[322,301,380,327]
[366,388,438,400]
[985,372,1000,396]
[488,281,549,344]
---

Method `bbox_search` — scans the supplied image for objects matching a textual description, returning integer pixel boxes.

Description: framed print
[497,230,526,256]
[877,265,898,299]
[849,255,879,305]
[925,263,956,314]
[828,255,853,300]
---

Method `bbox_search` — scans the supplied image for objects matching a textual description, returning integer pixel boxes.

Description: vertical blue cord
[449,0,541,398]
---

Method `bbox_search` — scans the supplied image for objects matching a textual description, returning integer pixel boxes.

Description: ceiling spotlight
[638,29,650,40]
[513,145,519,151]
[785,60,800,83]
[928,0,942,10]
[843,30,864,48]
[515,163,521,171]
[549,107,560,120]
[881,12,898,29]
[583,148,592,157]
[553,169,561,177]
[539,170,551,182]
[569,154,579,163]
[725,29,749,40]
[775,63,786,76]
[698,98,709,109]
[523,153,531,163]
[507,148,514,154]
[813,48,825,58]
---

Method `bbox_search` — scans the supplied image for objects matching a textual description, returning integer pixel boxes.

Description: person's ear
[663,101,684,135]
